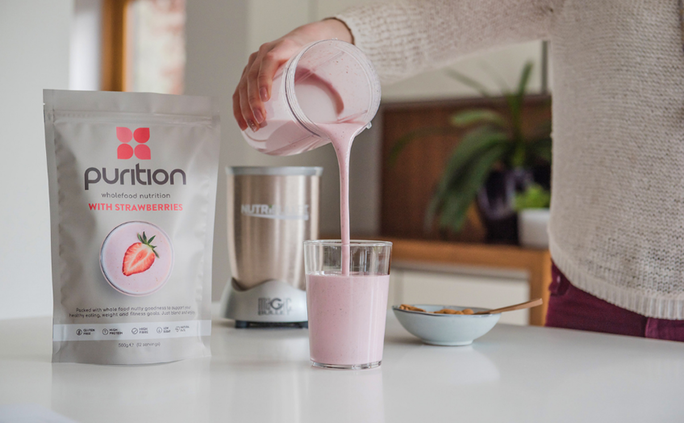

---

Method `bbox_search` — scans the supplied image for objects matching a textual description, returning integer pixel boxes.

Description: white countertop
[1,310,684,423]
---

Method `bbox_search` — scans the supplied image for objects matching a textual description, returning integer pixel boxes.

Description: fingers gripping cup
[304,240,392,370]
[242,39,381,156]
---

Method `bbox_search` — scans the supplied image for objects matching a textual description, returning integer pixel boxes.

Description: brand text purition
[84,163,186,190]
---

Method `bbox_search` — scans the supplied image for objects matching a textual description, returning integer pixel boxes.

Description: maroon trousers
[545,263,684,341]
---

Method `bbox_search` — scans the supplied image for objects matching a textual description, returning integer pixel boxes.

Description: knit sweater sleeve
[335,0,564,83]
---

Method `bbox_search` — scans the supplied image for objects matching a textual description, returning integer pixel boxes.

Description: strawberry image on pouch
[100,221,174,296]
[122,232,159,276]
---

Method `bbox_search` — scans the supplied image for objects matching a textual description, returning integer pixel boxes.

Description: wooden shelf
[381,238,552,326]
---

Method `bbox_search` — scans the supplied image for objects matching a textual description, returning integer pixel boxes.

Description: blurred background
[0,0,552,325]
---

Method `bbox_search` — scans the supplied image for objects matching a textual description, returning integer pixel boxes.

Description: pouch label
[53,320,211,342]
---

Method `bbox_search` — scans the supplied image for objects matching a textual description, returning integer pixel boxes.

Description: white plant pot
[518,208,550,249]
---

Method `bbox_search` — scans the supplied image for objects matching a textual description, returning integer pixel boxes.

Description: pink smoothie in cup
[306,273,390,367]
[100,221,174,296]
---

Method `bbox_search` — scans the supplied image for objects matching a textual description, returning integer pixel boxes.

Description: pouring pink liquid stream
[295,74,359,274]
[296,71,390,366]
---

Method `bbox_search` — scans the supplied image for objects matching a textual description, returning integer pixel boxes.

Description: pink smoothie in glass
[100,221,174,296]
[306,273,390,366]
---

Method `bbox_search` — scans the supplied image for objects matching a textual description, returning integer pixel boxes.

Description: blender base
[221,279,308,328]
[234,320,308,329]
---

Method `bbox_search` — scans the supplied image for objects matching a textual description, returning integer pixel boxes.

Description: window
[101,0,185,94]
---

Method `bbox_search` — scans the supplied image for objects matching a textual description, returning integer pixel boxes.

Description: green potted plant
[390,61,551,243]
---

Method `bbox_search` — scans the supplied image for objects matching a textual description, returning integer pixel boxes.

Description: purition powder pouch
[44,90,220,364]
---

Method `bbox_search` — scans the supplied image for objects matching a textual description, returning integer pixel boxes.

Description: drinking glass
[304,240,392,369]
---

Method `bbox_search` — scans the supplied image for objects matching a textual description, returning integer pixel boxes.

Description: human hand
[232,19,353,132]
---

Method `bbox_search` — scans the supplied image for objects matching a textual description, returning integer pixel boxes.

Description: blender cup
[241,39,381,156]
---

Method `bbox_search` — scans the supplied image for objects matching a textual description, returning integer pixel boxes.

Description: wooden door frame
[101,0,131,91]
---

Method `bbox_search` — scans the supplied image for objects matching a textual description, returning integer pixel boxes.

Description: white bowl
[392,305,501,346]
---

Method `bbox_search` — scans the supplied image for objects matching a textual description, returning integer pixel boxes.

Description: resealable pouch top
[44,90,220,364]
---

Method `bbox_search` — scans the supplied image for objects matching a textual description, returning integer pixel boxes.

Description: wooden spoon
[474,298,543,315]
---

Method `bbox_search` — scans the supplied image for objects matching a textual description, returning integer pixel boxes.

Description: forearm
[289,19,353,45]
[336,0,563,83]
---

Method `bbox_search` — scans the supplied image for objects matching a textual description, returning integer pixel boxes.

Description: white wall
[0,0,73,319]
[70,0,101,91]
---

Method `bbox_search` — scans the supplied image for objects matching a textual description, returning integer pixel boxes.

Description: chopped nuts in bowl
[392,304,501,346]
[398,304,476,315]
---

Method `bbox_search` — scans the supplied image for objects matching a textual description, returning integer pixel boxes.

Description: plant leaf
[445,143,510,232]
[510,142,527,168]
[506,61,534,145]
[528,137,552,163]
[478,62,511,93]
[516,61,534,101]
[427,141,511,232]
[449,109,507,129]
[433,127,508,198]
[438,193,469,230]
[503,93,521,142]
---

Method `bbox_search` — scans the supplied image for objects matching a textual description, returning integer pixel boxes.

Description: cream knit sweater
[337,0,684,319]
